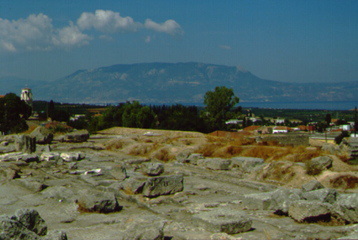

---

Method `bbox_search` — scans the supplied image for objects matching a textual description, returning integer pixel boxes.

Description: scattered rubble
[0,128,357,239]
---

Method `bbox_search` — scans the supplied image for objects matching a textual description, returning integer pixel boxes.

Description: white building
[20,88,33,108]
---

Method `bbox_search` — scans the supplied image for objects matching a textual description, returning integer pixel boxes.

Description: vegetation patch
[330,175,358,189]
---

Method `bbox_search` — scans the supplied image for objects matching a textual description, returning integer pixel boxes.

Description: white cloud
[77,10,140,33]
[53,23,91,47]
[0,10,183,52]
[0,13,90,52]
[144,19,183,36]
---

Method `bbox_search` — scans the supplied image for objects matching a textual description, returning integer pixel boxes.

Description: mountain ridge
[1,62,357,104]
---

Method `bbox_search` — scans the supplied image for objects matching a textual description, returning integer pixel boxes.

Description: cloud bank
[0,10,183,52]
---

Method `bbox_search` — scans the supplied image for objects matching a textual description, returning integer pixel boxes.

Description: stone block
[243,192,274,210]
[142,174,184,198]
[76,189,122,213]
[288,200,333,222]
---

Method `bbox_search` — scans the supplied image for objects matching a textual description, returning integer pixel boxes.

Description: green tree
[202,86,240,131]
[122,101,155,128]
[0,93,31,134]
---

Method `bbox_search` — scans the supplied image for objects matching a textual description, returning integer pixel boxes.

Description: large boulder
[309,156,333,171]
[76,189,122,213]
[288,200,336,223]
[30,127,53,144]
[0,209,67,240]
[14,208,47,236]
[14,135,36,153]
[270,188,303,215]
[142,174,184,198]
[59,130,90,143]
[0,215,41,240]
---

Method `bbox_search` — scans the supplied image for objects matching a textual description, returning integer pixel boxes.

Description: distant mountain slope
[2,62,358,104]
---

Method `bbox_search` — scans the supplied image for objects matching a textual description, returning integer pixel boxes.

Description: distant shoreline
[240,101,358,111]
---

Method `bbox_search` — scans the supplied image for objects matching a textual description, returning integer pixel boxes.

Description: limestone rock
[14,208,48,236]
[309,156,333,170]
[0,215,41,240]
[197,158,231,170]
[302,188,338,204]
[59,130,90,143]
[270,188,303,215]
[302,180,325,192]
[119,176,147,194]
[0,165,21,181]
[142,175,184,198]
[76,189,122,213]
[141,162,164,176]
[243,192,274,210]
[14,135,36,153]
[288,200,334,223]
[41,230,68,240]
[108,165,127,180]
[30,127,53,144]
[230,157,264,172]
[334,193,358,223]
[40,152,60,161]
[120,219,165,240]
[177,153,204,164]
[60,152,83,162]
[193,209,252,234]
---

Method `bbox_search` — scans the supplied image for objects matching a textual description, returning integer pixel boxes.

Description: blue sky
[0,0,357,83]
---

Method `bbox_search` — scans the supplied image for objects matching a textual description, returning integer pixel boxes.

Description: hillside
[2,62,358,104]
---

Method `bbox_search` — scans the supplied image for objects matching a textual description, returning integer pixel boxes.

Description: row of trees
[0,86,240,134]
[71,86,240,133]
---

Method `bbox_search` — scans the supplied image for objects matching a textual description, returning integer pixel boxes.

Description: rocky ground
[0,127,357,239]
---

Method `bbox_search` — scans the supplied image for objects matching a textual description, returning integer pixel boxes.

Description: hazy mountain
[2,62,358,104]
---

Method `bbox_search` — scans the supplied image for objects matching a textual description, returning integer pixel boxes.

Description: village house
[272,126,291,134]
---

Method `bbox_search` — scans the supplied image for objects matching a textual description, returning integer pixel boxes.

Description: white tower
[21,88,33,108]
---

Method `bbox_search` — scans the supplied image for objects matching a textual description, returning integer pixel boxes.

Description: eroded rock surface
[0,130,357,240]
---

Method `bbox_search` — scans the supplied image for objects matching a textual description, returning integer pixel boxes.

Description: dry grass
[330,175,358,189]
